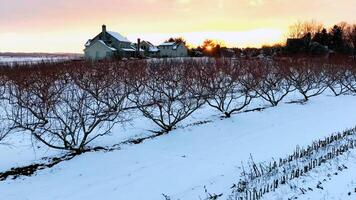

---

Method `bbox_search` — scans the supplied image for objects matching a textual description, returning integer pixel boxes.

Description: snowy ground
[298,154,356,200]
[0,91,355,200]
[262,149,356,200]
[0,55,78,65]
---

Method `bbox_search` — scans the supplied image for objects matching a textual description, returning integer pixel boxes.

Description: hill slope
[1,93,356,200]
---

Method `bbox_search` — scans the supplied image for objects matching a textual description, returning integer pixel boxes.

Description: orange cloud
[1,0,355,52]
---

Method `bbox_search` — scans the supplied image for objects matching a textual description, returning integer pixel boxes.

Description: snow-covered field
[298,156,356,200]
[0,91,355,200]
[0,55,78,65]
[262,148,356,200]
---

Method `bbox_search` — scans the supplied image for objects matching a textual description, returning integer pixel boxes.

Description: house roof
[142,40,159,52]
[85,39,116,51]
[159,42,176,46]
[159,42,185,50]
[121,45,144,52]
[130,44,145,52]
[98,40,117,51]
[85,40,92,47]
[121,48,136,52]
[149,46,159,52]
[107,31,131,43]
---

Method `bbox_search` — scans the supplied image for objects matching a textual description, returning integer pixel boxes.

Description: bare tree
[324,58,352,96]
[0,105,12,144]
[5,62,132,153]
[0,105,11,144]
[287,59,328,102]
[342,66,356,93]
[132,60,206,133]
[0,70,10,143]
[202,59,255,117]
[253,60,294,106]
[288,20,324,39]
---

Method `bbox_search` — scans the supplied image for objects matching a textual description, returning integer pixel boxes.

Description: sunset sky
[1,0,356,53]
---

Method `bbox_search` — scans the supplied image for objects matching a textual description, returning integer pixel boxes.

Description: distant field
[0,54,82,65]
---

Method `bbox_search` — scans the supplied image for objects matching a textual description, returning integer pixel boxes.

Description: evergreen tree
[329,25,348,53]
[312,28,330,47]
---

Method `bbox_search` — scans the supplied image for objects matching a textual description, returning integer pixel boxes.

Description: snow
[130,45,145,52]
[143,41,159,52]
[107,31,131,43]
[298,156,356,200]
[262,149,356,200]
[121,48,136,52]
[160,42,176,46]
[97,40,117,51]
[0,91,356,200]
[149,46,159,52]
[159,42,180,50]
[85,39,92,47]
[0,56,74,65]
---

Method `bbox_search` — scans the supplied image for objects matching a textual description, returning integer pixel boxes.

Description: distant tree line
[286,20,356,56]
[166,21,356,58]
[164,37,238,57]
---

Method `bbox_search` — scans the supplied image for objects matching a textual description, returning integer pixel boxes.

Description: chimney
[137,38,141,58]
[102,24,107,40]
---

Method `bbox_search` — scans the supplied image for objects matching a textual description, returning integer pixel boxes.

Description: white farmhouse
[158,42,188,57]
[84,40,117,60]
[140,40,160,57]
[84,25,142,60]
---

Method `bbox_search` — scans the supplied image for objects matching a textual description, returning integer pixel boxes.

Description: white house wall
[84,41,115,60]
[159,44,188,57]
